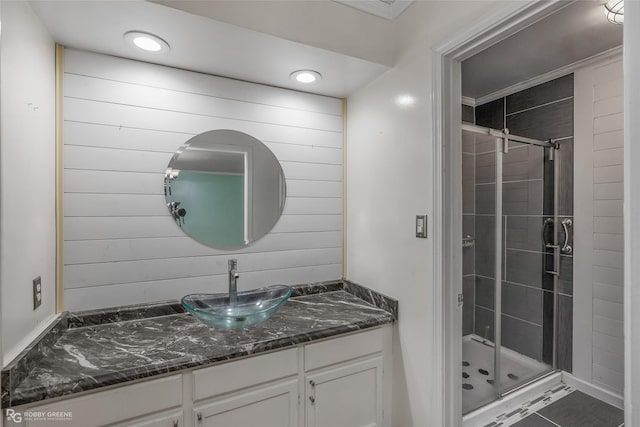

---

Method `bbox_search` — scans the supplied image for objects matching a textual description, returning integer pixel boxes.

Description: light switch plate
[33,276,42,310]
[416,215,428,238]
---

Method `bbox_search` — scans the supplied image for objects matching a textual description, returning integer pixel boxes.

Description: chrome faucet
[228,259,239,306]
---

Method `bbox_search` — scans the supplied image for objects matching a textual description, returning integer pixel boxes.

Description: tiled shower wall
[462,75,574,371]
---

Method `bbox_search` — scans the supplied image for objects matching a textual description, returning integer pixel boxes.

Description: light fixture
[290,70,322,84]
[604,0,624,24]
[124,31,170,53]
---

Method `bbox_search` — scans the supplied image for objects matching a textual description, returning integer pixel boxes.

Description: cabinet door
[306,357,383,427]
[108,411,183,427]
[193,380,298,427]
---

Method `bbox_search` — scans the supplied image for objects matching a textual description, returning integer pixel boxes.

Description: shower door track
[461,123,554,148]
[498,368,561,399]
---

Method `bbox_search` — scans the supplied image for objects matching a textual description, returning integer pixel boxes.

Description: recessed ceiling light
[124,31,170,53]
[290,70,322,84]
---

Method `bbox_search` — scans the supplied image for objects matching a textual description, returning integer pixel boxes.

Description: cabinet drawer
[20,375,182,427]
[193,348,298,401]
[305,328,383,371]
[106,410,182,427]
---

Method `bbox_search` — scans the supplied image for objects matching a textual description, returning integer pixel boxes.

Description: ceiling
[462,0,623,100]
[153,0,401,66]
[29,0,391,98]
[330,0,414,21]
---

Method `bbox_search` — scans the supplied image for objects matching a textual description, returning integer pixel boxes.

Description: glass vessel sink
[181,285,292,329]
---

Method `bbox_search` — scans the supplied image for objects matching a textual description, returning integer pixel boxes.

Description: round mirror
[164,129,286,249]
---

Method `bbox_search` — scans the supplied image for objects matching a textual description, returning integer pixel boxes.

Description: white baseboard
[561,372,624,409]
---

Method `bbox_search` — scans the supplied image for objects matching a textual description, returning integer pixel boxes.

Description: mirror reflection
[164,129,286,249]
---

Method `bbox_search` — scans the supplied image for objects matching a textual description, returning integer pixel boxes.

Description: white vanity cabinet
[304,327,386,427]
[191,347,299,427]
[6,326,391,427]
[189,326,391,427]
[305,358,383,427]
[12,375,183,427]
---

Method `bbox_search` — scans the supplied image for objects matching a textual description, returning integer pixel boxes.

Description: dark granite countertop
[1,280,396,407]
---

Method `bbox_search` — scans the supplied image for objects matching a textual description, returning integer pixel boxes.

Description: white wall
[0,2,57,365]
[624,1,640,424]
[345,2,515,426]
[63,49,343,311]
[574,56,624,395]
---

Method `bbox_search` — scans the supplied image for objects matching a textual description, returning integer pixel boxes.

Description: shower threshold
[462,371,565,427]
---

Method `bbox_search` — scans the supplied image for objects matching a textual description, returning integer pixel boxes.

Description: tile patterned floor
[482,386,624,427]
[531,390,624,427]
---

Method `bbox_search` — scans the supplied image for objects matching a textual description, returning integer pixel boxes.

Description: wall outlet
[33,276,42,310]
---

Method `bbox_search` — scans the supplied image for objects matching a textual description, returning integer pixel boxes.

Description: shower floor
[462,335,551,414]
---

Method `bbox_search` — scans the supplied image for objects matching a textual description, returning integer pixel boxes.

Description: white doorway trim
[623,2,640,425]
[430,2,575,425]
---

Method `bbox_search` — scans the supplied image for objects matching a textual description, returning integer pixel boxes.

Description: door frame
[430,2,574,425]
[624,3,640,426]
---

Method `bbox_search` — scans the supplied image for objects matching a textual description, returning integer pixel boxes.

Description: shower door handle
[560,218,573,254]
[544,217,573,255]
[545,243,560,276]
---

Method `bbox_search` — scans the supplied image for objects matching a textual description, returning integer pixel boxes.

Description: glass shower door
[461,128,500,414]
[496,139,556,395]
[461,124,558,414]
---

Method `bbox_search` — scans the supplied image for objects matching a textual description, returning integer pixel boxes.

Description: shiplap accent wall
[63,49,343,311]
[574,57,624,395]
